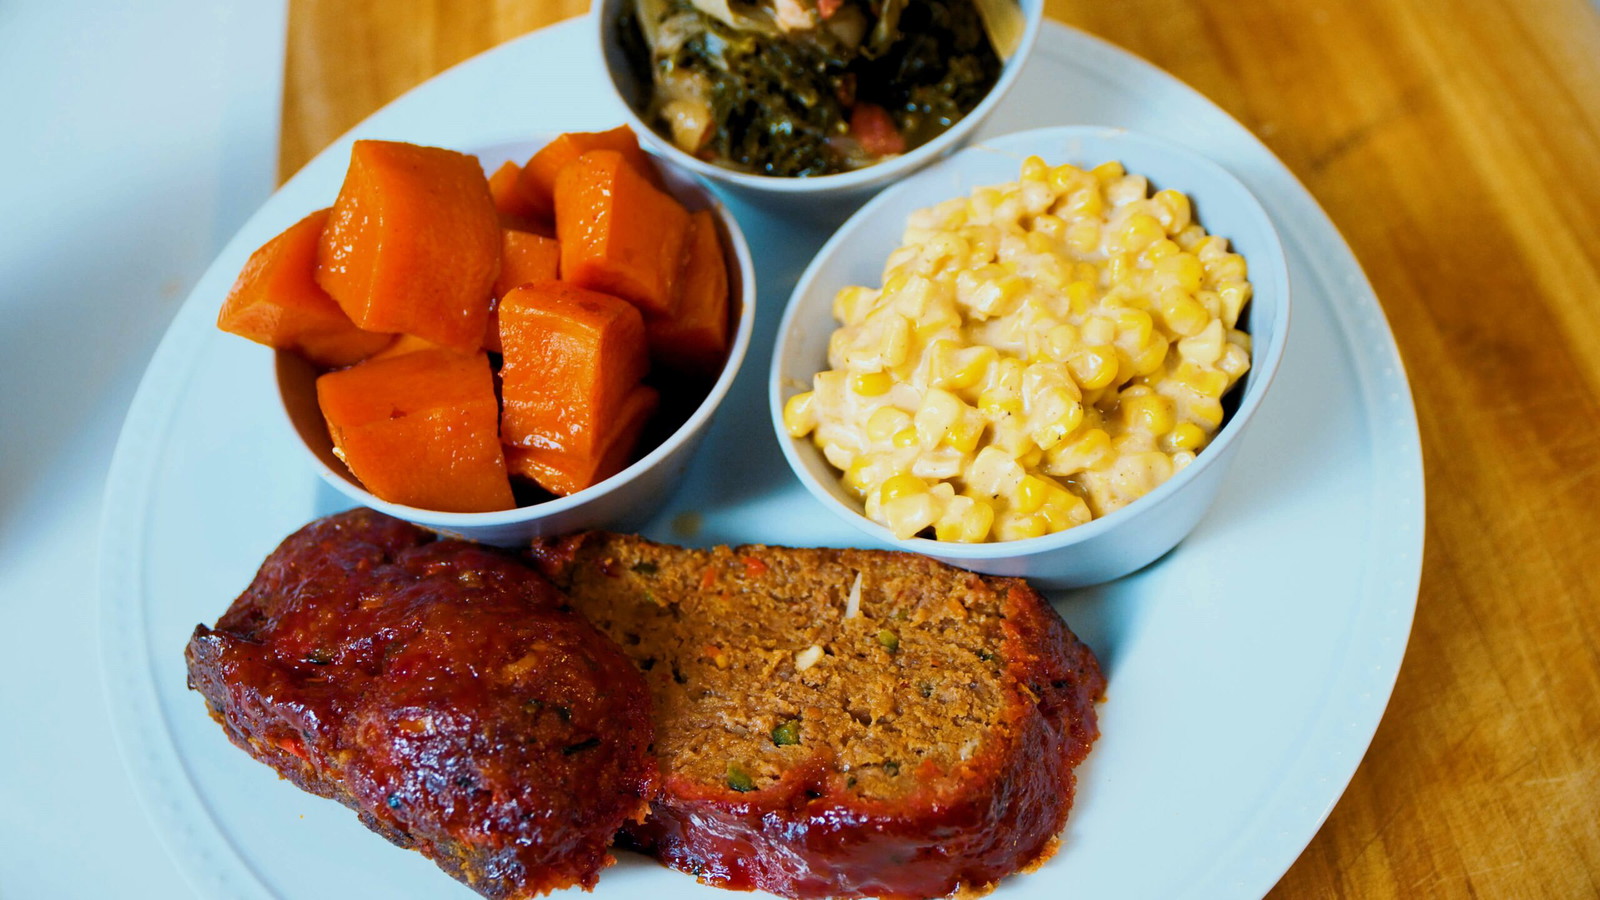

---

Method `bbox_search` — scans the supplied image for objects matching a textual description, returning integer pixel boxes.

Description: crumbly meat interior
[562,538,1013,800]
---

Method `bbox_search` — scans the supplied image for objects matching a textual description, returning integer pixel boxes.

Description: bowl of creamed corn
[770,126,1290,588]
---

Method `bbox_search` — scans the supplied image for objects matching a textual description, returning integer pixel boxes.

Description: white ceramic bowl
[277,139,756,546]
[595,0,1044,218]
[771,126,1291,588]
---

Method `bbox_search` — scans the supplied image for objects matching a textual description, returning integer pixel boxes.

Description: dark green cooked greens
[622,0,1006,177]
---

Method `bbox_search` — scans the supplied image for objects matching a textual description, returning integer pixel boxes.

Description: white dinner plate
[99,17,1423,900]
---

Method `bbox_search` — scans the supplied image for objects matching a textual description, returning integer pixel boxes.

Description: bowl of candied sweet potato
[219,127,754,545]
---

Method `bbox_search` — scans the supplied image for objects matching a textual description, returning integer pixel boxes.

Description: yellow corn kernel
[1044,323,1081,361]
[1028,390,1084,451]
[821,439,854,471]
[914,388,964,447]
[1105,174,1149,206]
[881,314,911,368]
[1178,319,1225,365]
[944,412,985,455]
[1131,338,1169,376]
[1111,213,1164,255]
[1069,346,1119,390]
[1155,252,1205,294]
[851,371,893,396]
[1175,360,1230,398]
[1187,396,1225,430]
[1152,189,1192,233]
[1205,252,1248,285]
[1194,235,1230,261]
[1064,219,1102,255]
[879,473,927,506]
[1011,474,1052,514]
[1048,163,1086,195]
[866,406,912,443]
[994,511,1049,541]
[978,388,1023,420]
[882,492,939,540]
[1122,393,1176,436]
[1115,308,1155,350]
[1106,252,1136,285]
[783,391,817,437]
[1091,161,1125,184]
[1219,341,1251,379]
[935,495,995,543]
[833,285,878,325]
[973,273,1028,319]
[1165,421,1207,453]
[892,426,919,449]
[842,458,873,498]
[1218,279,1252,328]
[1058,186,1105,221]
[963,225,999,264]
[1025,230,1058,257]
[1159,290,1211,338]
[1065,279,1096,316]
[1044,426,1112,476]
[964,445,1024,500]
[1173,223,1207,251]
[1033,213,1067,242]
[1021,155,1050,183]
[1040,489,1092,532]
[1143,238,1181,263]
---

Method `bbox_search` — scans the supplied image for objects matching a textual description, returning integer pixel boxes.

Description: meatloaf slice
[185,509,656,898]
[531,533,1105,900]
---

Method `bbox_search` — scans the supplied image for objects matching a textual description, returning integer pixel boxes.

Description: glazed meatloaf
[185,510,656,898]
[531,533,1105,900]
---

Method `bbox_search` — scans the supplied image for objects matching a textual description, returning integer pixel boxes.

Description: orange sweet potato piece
[504,384,658,496]
[555,150,689,319]
[517,125,661,219]
[498,281,648,460]
[486,230,562,353]
[494,230,560,299]
[217,208,394,367]
[315,349,513,512]
[488,160,545,231]
[365,333,443,362]
[315,140,500,354]
[648,209,731,376]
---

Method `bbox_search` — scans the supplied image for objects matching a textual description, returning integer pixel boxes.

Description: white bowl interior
[594,0,1045,201]
[279,138,757,543]
[771,125,1290,564]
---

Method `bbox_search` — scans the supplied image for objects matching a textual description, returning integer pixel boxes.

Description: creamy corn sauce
[784,156,1254,542]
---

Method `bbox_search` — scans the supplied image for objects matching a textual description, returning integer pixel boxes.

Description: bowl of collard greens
[598,0,1042,211]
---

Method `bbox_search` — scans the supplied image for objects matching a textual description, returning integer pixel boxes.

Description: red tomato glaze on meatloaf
[185,510,656,899]
[531,533,1106,900]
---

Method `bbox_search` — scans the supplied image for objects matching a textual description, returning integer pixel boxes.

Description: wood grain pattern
[281,0,1600,895]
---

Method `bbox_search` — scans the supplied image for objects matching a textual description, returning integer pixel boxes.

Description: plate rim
[97,16,1424,900]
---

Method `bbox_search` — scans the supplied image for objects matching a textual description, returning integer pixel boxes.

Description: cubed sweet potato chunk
[315,140,500,354]
[316,349,514,512]
[555,149,689,319]
[488,160,545,230]
[217,209,394,367]
[498,281,648,461]
[486,230,563,353]
[648,209,731,377]
[517,125,660,220]
[494,230,561,300]
[504,385,659,496]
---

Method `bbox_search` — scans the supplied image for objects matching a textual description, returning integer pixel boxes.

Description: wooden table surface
[282,1,1600,895]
